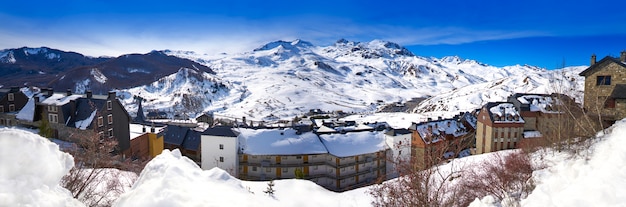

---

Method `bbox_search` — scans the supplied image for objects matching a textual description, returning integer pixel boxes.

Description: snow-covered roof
[40,94,83,106]
[237,128,328,156]
[316,125,337,133]
[319,131,388,157]
[488,103,524,123]
[74,110,96,130]
[517,95,561,113]
[412,119,469,144]
[129,123,166,140]
[523,131,542,138]
[16,98,35,122]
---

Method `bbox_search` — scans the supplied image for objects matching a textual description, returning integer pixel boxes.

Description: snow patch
[90,68,108,84]
[75,110,97,130]
[0,128,83,207]
[16,98,36,122]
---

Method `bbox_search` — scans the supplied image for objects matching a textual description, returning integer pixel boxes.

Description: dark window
[98,117,103,127]
[219,157,224,162]
[8,104,15,112]
[108,128,113,138]
[0,106,3,112]
[107,101,112,110]
[107,114,113,124]
[7,93,14,101]
[597,76,611,85]
[219,144,224,150]
[605,97,616,108]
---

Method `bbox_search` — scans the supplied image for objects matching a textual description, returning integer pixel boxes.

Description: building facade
[475,102,525,154]
[579,52,626,126]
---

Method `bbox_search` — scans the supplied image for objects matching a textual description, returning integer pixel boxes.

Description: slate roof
[66,98,106,128]
[182,129,201,151]
[579,56,626,76]
[202,126,237,137]
[611,84,626,99]
[164,125,189,146]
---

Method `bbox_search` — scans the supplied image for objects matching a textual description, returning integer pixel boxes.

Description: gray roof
[202,126,237,137]
[164,125,189,146]
[611,84,626,99]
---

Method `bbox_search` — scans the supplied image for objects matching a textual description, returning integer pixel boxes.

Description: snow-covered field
[3,118,626,206]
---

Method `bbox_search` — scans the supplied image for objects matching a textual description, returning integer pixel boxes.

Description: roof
[410,119,469,144]
[484,102,524,124]
[202,126,237,137]
[579,56,626,76]
[15,98,35,122]
[40,93,83,106]
[319,131,387,157]
[164,125,189,145]
[182,130,201,151]
[515,94,561,113]
[611,84,626,99]
[237,128,328,156]
[385,128,411,136]
[129,123,166,140]
[67,98,107,129]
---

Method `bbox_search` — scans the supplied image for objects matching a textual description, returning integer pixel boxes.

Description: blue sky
[1,0,626,69]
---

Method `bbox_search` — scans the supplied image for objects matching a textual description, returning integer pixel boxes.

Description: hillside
[149,39,585,120]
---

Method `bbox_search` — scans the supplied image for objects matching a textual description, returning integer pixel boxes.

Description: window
[398,150,402,155]
[313,166,318,170]
[296,156,302,159]
[219,157,224,162]
[0,106,3,112]
[107,114,113,124]
[7,93,14,101]
[98,116,103,127]
[605,97,616,108]
[266,168,271,172]
[48,105,57,113]
[283,168,288,173]
[107,101,112,110]
[219,144,224,150]
[48,114,58,123]
[597,76,611,85]
[252,166,257,171]
[108,128,113,138]
[8,104,15,112]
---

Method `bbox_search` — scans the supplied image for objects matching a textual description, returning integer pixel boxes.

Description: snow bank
[114,149,276,207]
[521,119,626,206]
[0,128,83,207]
[116,149,372,207]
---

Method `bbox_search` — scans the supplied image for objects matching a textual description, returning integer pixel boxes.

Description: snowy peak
[253,39,314,52]
[325,39,414,59]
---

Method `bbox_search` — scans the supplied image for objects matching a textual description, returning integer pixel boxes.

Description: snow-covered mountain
[132,39,585,120]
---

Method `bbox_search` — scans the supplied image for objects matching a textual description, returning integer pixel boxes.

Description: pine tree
[294,168,305,179]
[263,180,275,197]
[39,112,53,138]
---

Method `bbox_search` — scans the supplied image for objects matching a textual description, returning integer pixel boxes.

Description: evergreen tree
[39,112,53,138]
[263,180,275,197]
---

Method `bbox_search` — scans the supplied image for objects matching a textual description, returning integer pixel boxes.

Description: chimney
[591,54,597,65]
[66,89,72,96]
[86,90,92,99]
[34,96,40,103]
[47,88,53,96]
[70,99,76,117]
[108,91,115,100]
[621,51,626,62]
[142,125,146,133]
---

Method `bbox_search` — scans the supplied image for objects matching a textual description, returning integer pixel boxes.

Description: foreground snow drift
[0,128,83,207]
[521,119,626,206]
[115,149,371,207]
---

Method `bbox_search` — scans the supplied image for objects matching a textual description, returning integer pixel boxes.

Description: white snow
[523,130,542,138]
[0,50,16,63]
[74,110,97,130]
[517,95,560,113]
[319,131,387,157]
[0,128,83,207]
[91,68,108,84]
[238,128,328,155]
[520,119,626,206]
[129,123,166,140]
[41,94,83,106]
[115,149,372,207]
[489,103,524,123]
[16,97,36,122]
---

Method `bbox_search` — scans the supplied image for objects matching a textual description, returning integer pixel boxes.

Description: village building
[579,51,626,126]
[163,125,202,162]
[475,102,525,154]
[0,87,29,126]
[408,113,476,168]
[201,126,240,176]
[127,123,166,160]
[13,89,132,152]
[383,128,412,179]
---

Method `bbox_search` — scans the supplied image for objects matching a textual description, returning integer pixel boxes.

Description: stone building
[579,51,626,126]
